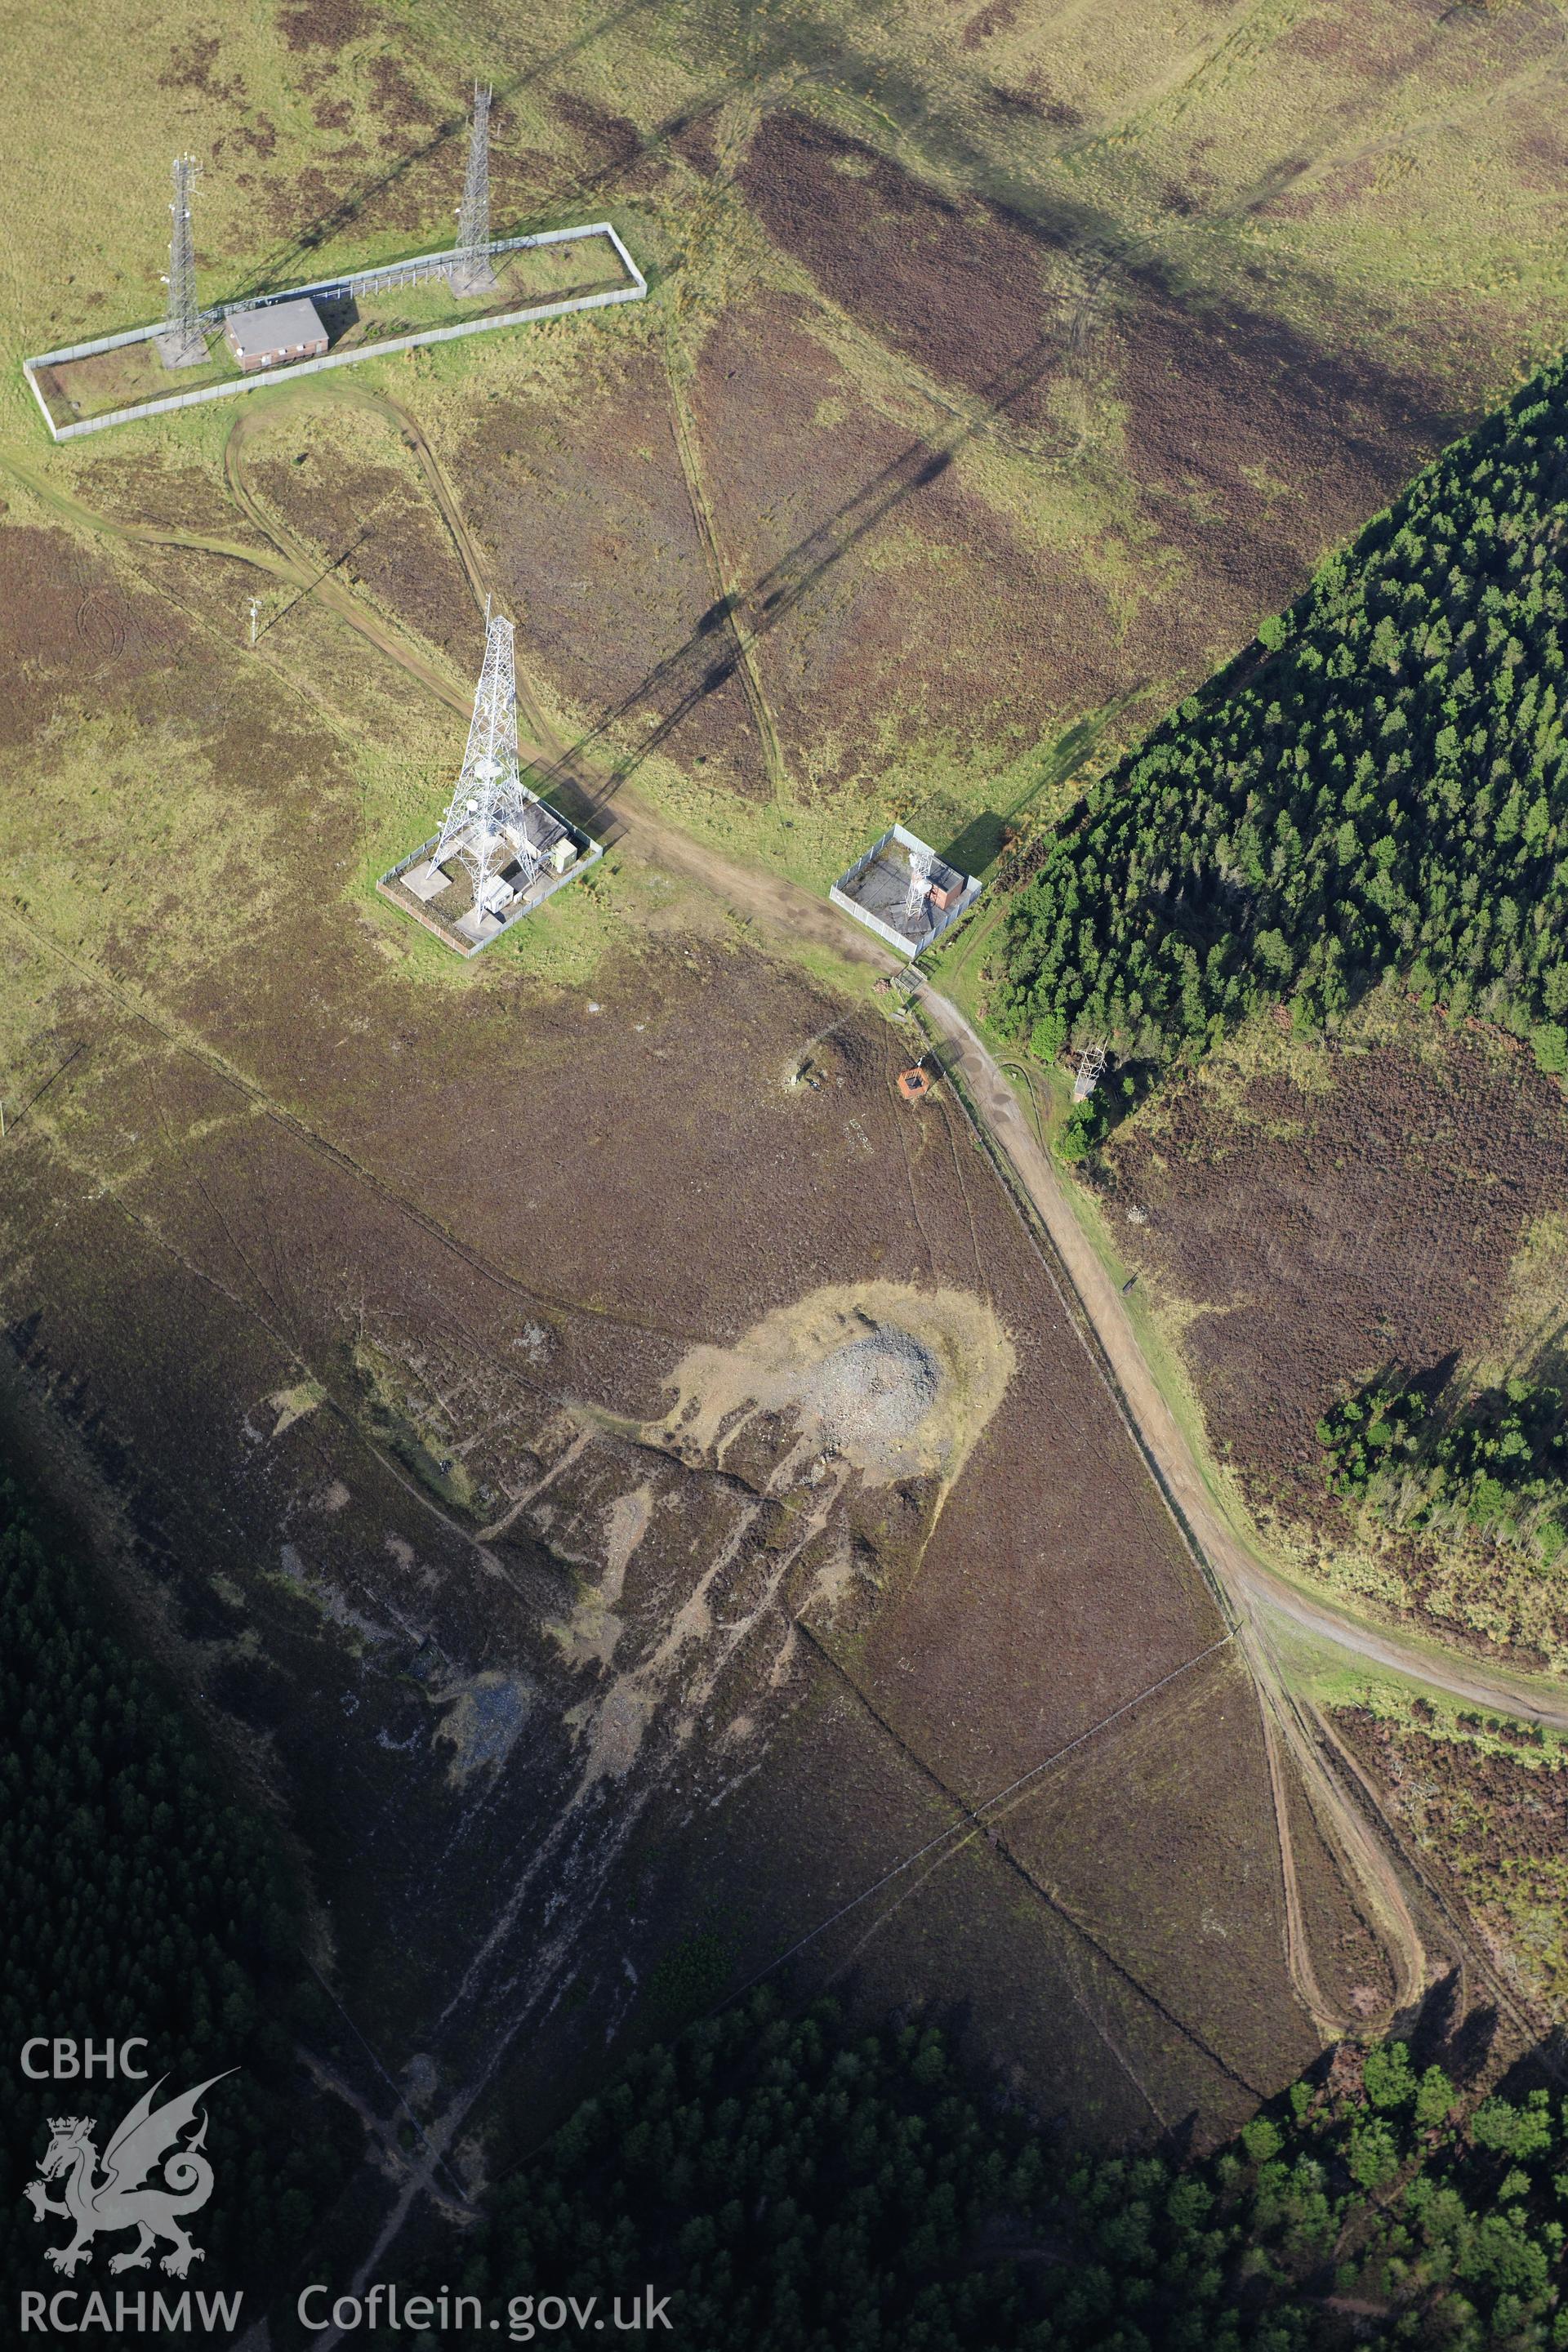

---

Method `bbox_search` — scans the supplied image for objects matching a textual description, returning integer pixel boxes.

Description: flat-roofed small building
[225,298,328,372]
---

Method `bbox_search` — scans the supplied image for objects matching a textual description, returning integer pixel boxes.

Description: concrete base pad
[154,327,209,368]
[447,261,499,298]
[402,859,452,903]
[455,906,503,943]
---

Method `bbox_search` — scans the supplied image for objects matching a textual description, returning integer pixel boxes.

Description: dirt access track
[921,1004,1568,1736]
[0,398,1555,2296]
[0,453,1425,2252]
[214,381,1568,1737]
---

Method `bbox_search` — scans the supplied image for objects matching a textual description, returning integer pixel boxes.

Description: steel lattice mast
[435,612,539,906]
[904,843,934,928]
[158,156,207,368]
[449,82,497,295]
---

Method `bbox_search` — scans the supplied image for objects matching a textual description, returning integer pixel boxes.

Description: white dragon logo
[23,2073,233,2278]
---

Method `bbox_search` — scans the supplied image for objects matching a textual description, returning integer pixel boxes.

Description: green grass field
[5,0,1567,921]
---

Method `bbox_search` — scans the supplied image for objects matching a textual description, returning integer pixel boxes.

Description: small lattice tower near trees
[449,82,497,296]
[157,156,207,368]
[1072,1040,1107,1102]
[434,611,540,912]
[903,843,935,929]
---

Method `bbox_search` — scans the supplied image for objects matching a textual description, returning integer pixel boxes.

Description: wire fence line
[718,1627,1238,2007]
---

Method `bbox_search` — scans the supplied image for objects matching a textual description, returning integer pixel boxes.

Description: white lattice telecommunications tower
[435,612,541,912]
[157,156,207,368]
[450,82,497,295]
[904,843,935,929]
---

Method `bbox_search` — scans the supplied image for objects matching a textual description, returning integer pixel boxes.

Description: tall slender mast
[449,82,497,296]
[435,612,539,908]
[157,156,207,368]
[904,844,934,930]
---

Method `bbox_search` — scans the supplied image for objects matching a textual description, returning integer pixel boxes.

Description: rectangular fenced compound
[23,224,645,442]
[830,823,982,959]
[377,815,604,960]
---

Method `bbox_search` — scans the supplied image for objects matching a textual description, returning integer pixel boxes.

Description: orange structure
[897,1066,933,1102]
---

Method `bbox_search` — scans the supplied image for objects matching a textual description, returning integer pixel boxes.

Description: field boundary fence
[22,223,645,443]
[910,991,1239,1633]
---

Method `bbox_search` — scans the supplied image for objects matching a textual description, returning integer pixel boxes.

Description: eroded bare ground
[0,368,1493,2271]
[8,0,1563,2241]
[0,827,1418,2221]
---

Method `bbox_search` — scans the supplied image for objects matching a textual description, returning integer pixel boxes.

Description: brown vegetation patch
[663,1667,1257,2145]
[980,78,1081,127]
[739,113,1456,678]
[0,525,183,751]
[159,33,246,101]
[1515,122,1568,194]
[263,122,449,242]
[689,294,1114,789]
[71,454,247,538]
[999,1649,1321,2096]
[491,146,563,214]
[278,0,372,50]
[454,340,768,794]
[846,1287,1216,1792]
[368,55,440,131]
[1101,1024,1568,1526]
[550,90,643,176]
[541,91,669,203]
[249,447,476,660]
[1289,156,1382,219]
[961,0,1019,47]
[263,163,343,243]
[739,114,1063,405]
[670,114,720,177]
[1334,1708,1568,2020]
[1107,272,1459,647]
[1276,14,1356,63]
[216,115,281,165]
[1284,0,1461,76]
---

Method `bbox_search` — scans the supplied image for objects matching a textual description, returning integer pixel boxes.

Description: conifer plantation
[997,362,1568,1086]
[431,1995,1567,2352]
[0,1466,349,2309]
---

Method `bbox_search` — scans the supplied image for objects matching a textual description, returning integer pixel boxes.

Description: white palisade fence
[23,223,646,442]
